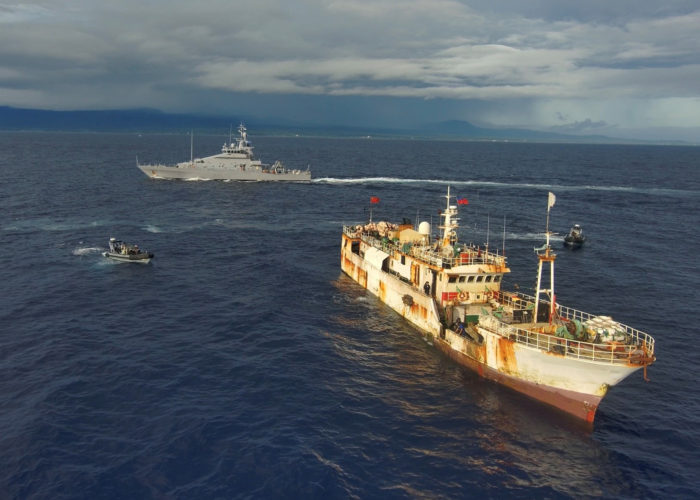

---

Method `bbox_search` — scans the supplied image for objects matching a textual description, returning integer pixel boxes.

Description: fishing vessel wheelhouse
[340,188,655,423]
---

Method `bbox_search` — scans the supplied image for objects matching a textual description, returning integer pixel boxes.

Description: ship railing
[499,290,655,355]
[480,306,655,365]
[342,227,506,268]
[342,227,411,255]
[409,246,506,268]
[496,292,655,354]
[343,226,375,241]
[408,246,444,267]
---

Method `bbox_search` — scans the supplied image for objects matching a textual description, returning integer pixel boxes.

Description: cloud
[0,0,699,137]
[550,118,610,134]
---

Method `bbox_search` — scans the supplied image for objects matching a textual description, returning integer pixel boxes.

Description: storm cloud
[1,0,699,140]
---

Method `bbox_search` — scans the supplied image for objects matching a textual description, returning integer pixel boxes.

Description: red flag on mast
[370,196,380,204]
[457,198,469,205]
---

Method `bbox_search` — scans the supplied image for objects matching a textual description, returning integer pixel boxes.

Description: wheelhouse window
[494,275,501,282]
[476,276,484,283]
[485,275,492,282]
[458,276,466,283]
[468,276,475,283]
[448,276,457,283]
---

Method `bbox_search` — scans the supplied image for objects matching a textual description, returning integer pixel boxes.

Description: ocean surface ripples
[1,132,699,498]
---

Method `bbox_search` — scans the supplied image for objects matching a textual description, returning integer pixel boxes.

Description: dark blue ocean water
[1,131,699,499]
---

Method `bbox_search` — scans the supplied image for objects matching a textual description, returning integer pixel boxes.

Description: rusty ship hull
[340,190,654,424]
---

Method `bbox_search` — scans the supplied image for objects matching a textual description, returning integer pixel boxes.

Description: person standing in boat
[424,281,431,295]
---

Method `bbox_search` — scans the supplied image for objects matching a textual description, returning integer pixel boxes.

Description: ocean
[1,131,699,499]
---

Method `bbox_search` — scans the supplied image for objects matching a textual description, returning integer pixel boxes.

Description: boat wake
[4,218,108,233]
[314,177,438,185]
[506,232,564,242]
[72,246,103,256]
[313,177,695,197]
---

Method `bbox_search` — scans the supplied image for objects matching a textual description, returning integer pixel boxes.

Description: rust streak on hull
[359,268,368,288]
[496,336,518,375]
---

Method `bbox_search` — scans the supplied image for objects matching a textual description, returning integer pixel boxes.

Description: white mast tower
[440,186,460,248]
[533,192,557,323]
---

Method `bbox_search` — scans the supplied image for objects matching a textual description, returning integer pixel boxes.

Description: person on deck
[455,318,465,335]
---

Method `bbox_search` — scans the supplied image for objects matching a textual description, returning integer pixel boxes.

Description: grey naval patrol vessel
[137,124,311,182]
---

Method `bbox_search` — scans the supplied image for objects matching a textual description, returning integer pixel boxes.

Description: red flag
[370,196,380,204]
[457,198,469,205]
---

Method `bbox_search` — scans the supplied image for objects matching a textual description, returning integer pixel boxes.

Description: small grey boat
[103,237,154,263]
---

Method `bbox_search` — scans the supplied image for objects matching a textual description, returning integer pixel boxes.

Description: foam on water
[72,246,104,255]
[313,176,698,197]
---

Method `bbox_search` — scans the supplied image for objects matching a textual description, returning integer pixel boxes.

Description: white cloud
[1,1,699,137]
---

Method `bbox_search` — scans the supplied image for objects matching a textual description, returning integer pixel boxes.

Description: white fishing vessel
[340,189,655,423]
[137,124,311,182]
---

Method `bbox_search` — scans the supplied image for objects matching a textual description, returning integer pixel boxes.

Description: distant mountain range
[0,106,235,133]
[0,105,662,144]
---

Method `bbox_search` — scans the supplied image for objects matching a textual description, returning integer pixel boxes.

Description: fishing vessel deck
[343,225,507,269]
[342,223,654,369]
[477,295,654,366]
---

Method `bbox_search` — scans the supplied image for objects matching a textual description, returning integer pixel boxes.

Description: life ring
[458,291,469,301]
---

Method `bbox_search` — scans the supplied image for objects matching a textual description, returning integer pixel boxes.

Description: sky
[1,0,700,141]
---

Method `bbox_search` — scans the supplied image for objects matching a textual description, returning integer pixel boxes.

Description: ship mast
[440,186,459,247]
[533,192,557,323]
[502,215,507,256]
[189,130,194,165]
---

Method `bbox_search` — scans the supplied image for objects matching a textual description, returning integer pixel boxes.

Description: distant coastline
[0,106,692,146]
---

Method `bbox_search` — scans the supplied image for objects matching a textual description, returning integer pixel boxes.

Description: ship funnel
[418,221,431,235]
